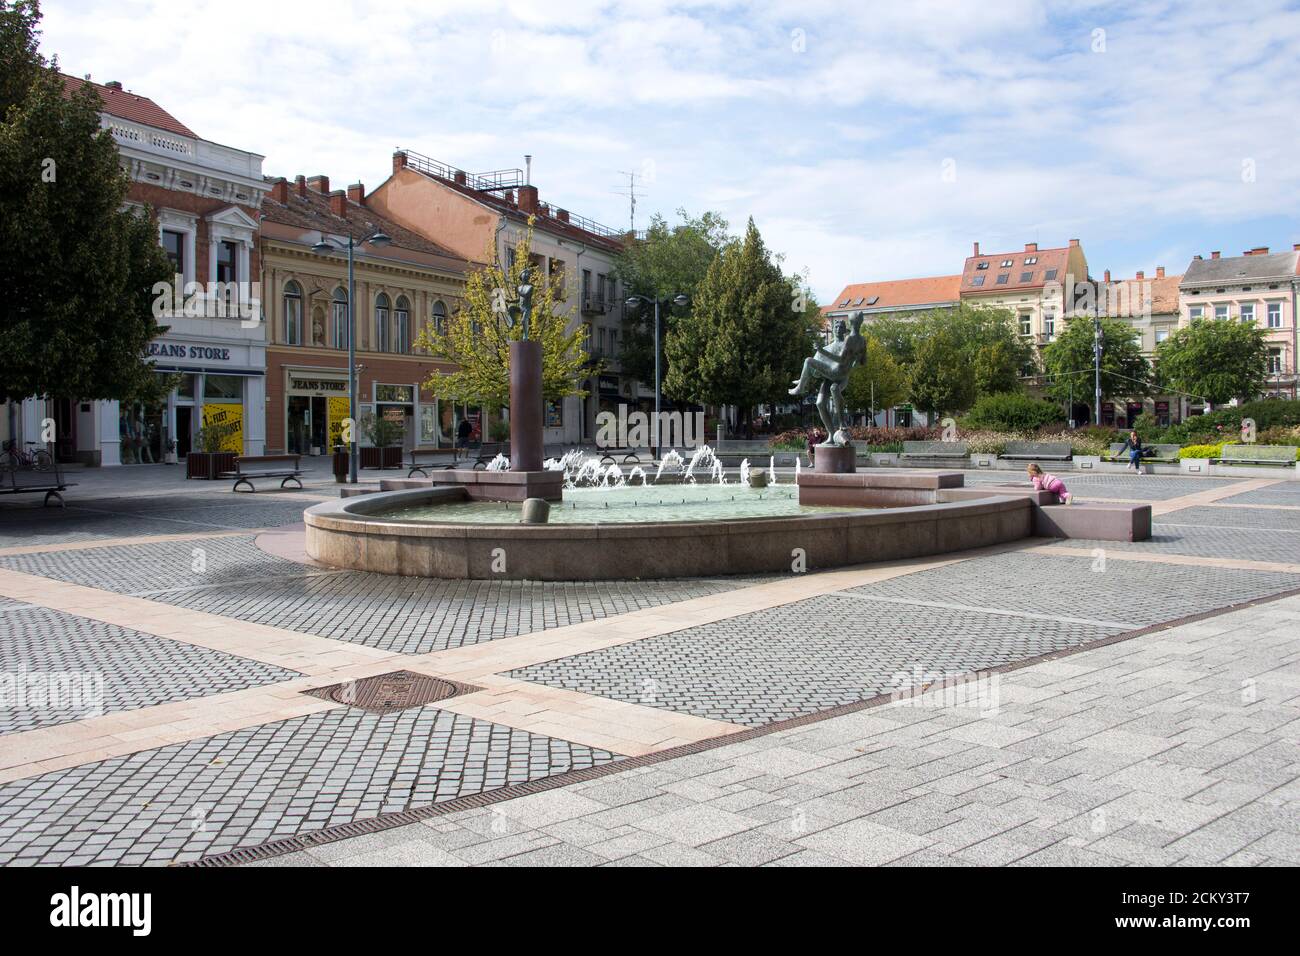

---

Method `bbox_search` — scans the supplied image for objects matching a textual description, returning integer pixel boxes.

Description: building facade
[1092,266,1184,426]
[1178,246,1300,401]
[260,175,471,455]
[366,150,630,444]
[6,76,269,466]
[959,240,1089,350]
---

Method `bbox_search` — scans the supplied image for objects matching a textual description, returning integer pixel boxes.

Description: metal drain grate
[303,670,478,714]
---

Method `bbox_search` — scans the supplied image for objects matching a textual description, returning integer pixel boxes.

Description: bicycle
[0,439,55,473]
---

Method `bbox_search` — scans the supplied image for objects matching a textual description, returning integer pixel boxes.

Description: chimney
[347,182,364,205]
[1136,270,1144,281]
[105,80,122,90]
[453,170,467,186]
[557,209,570,223]
[392,151,408,174]
[1069,238,1080,247]
[307,175,330,194]
[1025,242,1038,252]
[328,190,347,217]
[539,203,550,218]
[1294,243,1300,252]
[294,175,307,198]
[269,177,288,203]
[1156,266,1165,278]
[1211,251,1221,259]
[1244,246,1269,256]
[525,154,532,185]
[973,241,980,256]
[517,184,538,214]
[1103,269,1111,283]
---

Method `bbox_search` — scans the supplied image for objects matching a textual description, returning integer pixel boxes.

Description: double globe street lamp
[311,230,391,482]
[624,293,688,455]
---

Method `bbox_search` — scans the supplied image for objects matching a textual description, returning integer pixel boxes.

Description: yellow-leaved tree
[416,222,590,412]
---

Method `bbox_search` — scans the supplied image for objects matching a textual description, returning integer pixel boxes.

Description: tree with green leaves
[843,334,907,419]
[908,328,976,419]
[415,222,588,410]
[662,218,810,434]
[1040,315,1151,406]
[615,209,729,386]
[1,0,174,404]
[1155,318,1269,406]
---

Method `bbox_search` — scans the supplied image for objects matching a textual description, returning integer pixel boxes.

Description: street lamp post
[625,293,689,455]
[312,230,391,483]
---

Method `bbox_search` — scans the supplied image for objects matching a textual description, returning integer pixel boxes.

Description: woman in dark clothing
[1117,430,1146,475]
[456,418,473,460]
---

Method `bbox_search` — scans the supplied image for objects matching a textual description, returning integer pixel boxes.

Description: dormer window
[976,261,989,270]
[1024,256,1038,265]
[1000,259,1013,268]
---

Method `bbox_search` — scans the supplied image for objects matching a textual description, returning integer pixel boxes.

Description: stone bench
[901,440,969,462]
[1212,444,1297,466]
[1033,501,1152,541]
[1106,443,1181,463]
[999,441,1072,461]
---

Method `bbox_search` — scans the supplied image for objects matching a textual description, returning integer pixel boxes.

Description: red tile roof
[262,179,464,262]
[1100,273,1182,317]
[962,245,1070,294]
[823,275,962,314]
[61,74,196,138]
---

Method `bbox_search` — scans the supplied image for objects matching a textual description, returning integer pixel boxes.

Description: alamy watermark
[595,403,706,449]
[0,665,105,720]
[889,665,1001,716]
[152,274,261,327]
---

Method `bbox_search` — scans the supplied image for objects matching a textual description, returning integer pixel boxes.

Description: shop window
[283,280,303,345]
[204,375,242,400]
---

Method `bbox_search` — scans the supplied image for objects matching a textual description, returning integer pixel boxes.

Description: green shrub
[961,392,1064,432]
[1179,443,1223,459]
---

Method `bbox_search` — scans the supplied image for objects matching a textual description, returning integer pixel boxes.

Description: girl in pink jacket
[1027,463,1071,503]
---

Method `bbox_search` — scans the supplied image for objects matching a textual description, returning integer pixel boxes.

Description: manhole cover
[303,670,478,714]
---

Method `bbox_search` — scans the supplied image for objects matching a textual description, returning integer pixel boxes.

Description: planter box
[360,446,403,470]
[186,452,236,480]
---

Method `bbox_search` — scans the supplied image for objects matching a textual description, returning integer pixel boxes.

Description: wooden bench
[221,454,303,492]
[1212,444,1297,467]
[901,440,969,462]
[471,442,505,469]
[0,458,75,507]
[407,447,460,477]
[999,441,1072,461]
[1105,442,1181,463]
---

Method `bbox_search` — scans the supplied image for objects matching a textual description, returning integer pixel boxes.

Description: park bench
[471,442,506,469]
[407,447,460,477]
[221,454,303,493]
[1212,444,1297,467]
[0,457,75,507]
[1105,443,1181,463]
[598,447,645,466]
[901,440,969,463]
[999,441,1072,462]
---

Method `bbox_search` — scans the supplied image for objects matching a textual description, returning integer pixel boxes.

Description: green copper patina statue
[789,311,866,446]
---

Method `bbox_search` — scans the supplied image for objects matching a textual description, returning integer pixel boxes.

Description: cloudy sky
[39,0,1300,302]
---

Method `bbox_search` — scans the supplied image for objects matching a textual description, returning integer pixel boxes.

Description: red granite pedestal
[813,444,856,474]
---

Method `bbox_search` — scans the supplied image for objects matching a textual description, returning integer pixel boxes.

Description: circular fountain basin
[303,478,1034,581]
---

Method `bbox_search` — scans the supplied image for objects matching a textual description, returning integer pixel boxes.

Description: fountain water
[486,453,510,471]
[739,459,751,486]
[654,449,685,482]
[769,456,777,485]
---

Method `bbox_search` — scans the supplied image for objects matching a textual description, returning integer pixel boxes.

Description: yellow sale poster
[201,403,244,452]
[327,396,351,448]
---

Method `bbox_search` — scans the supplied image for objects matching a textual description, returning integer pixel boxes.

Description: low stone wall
[304,482,1033,581]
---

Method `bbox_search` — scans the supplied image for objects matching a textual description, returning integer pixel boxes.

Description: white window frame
[1214,304,1229,320]
[283,280,303,346]
[1267,302,1283,328]
[1239,302,1256,324]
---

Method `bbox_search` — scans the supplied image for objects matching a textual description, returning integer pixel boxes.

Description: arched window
[283,280,303,345]
[375,293,390,353]
[394,295,410,353]
[432,300,447,337]
[331,287,348,349]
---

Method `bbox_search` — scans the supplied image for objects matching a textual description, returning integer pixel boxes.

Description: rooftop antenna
[524,155,532,186]
[614,169,643,233]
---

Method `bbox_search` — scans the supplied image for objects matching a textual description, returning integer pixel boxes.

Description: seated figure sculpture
[789,312,866,446]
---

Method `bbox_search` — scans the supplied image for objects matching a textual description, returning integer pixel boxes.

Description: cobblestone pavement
[1217,485,1300,507]
[0,468,1297,867]
[953,472,1248,500]
[259,594,1300,867]
[0,708,618,865]
[0,606,302,734]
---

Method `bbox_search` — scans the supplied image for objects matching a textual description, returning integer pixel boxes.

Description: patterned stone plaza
[0,460,1297,866]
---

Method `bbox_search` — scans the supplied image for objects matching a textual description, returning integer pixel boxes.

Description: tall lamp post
[312,230,391,483]
[625,293,688,454]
